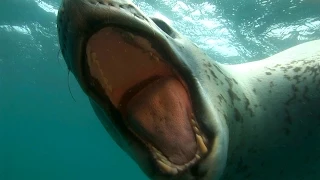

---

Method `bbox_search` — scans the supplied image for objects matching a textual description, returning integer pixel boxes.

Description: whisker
[68,70,76,102]
[57,49,65,69]
[106,4,111,23]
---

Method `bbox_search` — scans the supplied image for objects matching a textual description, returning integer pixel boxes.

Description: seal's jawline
[83,26,209,175]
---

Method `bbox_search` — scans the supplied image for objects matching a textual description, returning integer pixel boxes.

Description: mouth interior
[85,27,207,171]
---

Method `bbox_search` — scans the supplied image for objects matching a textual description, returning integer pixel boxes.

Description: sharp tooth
[91,52,97,62]
[191,118,197,126]
[107,84,113,92]
[176,165,184,171]
[151,146,162,155]
[155,151,163,159]
[153,55,160,63]
[157,160,178,175]
[149,52,160,62]
[196,134,208,154]
[161,158,172,166]
[193,126,200,134]
[150,146,157,152]
[195,154,201,160]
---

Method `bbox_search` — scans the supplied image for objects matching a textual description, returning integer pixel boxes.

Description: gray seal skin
[56,0,320,180]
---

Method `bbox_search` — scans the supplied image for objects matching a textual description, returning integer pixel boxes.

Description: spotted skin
[208,47,320,179]
[57,0,320,179]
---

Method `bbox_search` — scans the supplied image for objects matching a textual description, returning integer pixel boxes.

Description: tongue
[126,77,197,165]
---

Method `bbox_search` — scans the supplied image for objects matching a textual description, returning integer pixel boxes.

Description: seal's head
[57,0,228,179]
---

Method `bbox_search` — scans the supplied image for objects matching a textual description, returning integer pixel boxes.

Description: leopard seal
[56,0,320,179]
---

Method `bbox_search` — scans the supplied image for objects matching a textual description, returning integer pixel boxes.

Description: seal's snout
[57,0,150,76]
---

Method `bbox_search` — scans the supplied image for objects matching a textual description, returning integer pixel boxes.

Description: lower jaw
[127,116,208,175]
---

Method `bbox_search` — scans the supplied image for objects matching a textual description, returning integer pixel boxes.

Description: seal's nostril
[98,0,104,5]
[151,18,176,38]
[108,2,114,6]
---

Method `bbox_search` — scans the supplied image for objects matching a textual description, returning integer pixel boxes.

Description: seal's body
[57,0,320,179]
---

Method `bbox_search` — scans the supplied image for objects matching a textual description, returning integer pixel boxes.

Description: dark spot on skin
[207,75,210,80]
[302,86,310,101]
[284,109,292,125]
[269,90,272,93]
[252,88,256,94]
[223,113,228,121]
[293,75,301,83]
[284,74,291,80]
[265,72,272,75]
[285,85,298,106]
[203,62,210,67]
[210,69,218,79]
[269,81,274,88]
[290,60,299,64]
[225,77,233,87]
[283,127,291,135]
[280,66,293,73]
[254,104,258,108]
[232,78,238,84]
[292,84,298,92]
[256,78,262,82]
[220,80,224,85]
[248,147,258,153]
[244,173,252,179]
[234,108,243,123]
[228,89,241,105]
[244,95,254,117]
[245,97,250,110]
[280,170,284,175]
[266,67,276,71]
[303,66,311,73]
[236,157,249,173]
[217,94,227,104]
[274,64,281,68]
[293,67,301,72]
[213,64,224,75]
[301,63,320,83]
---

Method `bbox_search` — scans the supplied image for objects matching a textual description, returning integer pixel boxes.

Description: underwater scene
[1,0,320,179]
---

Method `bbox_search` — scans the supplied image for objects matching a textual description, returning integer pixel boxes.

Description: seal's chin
[84,26,208,174]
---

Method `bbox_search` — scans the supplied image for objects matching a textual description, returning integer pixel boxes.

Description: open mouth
[84,27,208,174]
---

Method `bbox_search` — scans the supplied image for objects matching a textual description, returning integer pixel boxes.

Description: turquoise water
[0,0,319,179]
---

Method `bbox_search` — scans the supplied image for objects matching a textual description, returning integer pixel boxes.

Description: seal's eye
[151,17,177,39]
